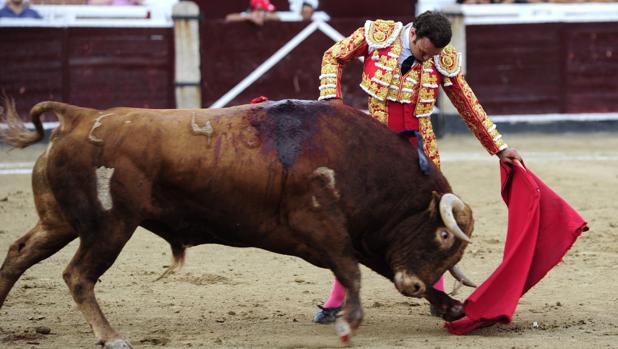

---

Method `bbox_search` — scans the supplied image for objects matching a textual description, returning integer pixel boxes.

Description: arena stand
[0,1,177,124]
[197,0,618,131]
[419,1,618,132]
[1,0,618,131]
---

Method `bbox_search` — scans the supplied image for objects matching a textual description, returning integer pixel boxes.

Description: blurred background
[1,0,618,133]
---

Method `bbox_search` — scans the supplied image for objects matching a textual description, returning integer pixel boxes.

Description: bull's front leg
[329,257,363,340]
[424,287,465,322]
[287,167,364,340]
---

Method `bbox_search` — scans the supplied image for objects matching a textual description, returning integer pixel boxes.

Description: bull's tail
[0,98,78,148]
[155,244,187,281]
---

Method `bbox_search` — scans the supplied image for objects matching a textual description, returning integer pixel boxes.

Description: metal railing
[441,3,618,25]
[0,4,174,27]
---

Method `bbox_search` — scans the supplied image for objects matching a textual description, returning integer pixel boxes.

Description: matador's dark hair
[412,11,452,48]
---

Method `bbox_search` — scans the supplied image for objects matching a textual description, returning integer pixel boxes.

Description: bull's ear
[427,191,441,220]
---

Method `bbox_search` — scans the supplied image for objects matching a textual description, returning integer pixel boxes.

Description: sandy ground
[0,133,617,349]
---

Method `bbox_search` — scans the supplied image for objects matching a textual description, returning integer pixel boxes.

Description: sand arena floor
[0,133,617,348]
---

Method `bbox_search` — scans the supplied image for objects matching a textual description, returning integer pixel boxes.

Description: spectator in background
[289,0,318,21]
[88,0,143,5]
[225,0,278,26]
[0,0,42,18]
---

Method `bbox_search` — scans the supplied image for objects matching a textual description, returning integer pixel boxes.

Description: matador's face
[409,28,443,62]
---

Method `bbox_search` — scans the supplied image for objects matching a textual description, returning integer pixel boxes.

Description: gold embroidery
[383,71,393,82]
[319,27,367,99]
[365,20,403,50]
[442,74,506,154]
[360,30,405,102]
[371,50,380,61]
[418,88,435,100]
[414,63,439,117]
[419,117,440,168]
[320,77,337,85]
[434,44,461,78]
[321,63,338,75]
[388,35,402,69]
[368,97,388,124]
[377,85,388,100]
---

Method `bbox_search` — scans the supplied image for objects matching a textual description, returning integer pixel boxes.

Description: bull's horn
[439,193,471,243]
[449,265,477,288]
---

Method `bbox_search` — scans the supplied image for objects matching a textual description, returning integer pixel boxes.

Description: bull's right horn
[449,265,477,288]
[439,193,471,243]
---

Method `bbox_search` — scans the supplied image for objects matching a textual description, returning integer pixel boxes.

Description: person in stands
[288,0,318,21]
[225,0,278,26]
[0,0,42,18]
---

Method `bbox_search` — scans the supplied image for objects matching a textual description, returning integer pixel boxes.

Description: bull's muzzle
[394,271,426,297]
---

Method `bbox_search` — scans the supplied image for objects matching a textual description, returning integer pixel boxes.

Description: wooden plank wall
[466,22,618,115]
[67,28,174,109]
[202,18,618,114]
[2,17,617,122]
[0,27,174,121]
[197,0,415,108]
[0,28,66,120]
[200,19,374,109]
[564,22,618,113]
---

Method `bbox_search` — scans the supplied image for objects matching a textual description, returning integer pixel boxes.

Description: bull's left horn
[449,265,477,288]
[439,193,471,243]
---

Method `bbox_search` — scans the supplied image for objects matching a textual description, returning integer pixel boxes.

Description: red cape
[446,162,588,335]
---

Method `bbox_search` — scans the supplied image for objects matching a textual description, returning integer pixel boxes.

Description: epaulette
[364,19,403,51]
[433,44,462,78]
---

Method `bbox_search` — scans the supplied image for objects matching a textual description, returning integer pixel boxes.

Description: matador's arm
[437,46,507,155]
[318,27,368,101]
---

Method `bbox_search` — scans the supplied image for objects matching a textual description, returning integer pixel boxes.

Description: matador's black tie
[401,55,416,75]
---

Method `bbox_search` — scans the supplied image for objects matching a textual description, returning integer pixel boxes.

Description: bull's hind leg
[0,152,79,307]
[62,224,136,349]
[0,222,77,307]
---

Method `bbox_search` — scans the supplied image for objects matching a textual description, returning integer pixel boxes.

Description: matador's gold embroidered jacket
[318,19,507,167]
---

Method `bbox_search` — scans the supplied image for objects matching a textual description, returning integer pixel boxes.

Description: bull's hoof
[429,304,442,317]
[443,303,465,322]
[429,302,465,322]
[341,306,363,334]
[99,339,133,349]
[335,318,352,343]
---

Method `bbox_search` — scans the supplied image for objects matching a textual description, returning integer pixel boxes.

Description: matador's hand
[497,147,523,165]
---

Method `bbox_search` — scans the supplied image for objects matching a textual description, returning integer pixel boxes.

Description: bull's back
[44,103,300,224]
[105,100,435,210]
[44,100,445,231]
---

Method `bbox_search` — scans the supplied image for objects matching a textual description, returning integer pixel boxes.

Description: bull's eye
[436,229,454,250]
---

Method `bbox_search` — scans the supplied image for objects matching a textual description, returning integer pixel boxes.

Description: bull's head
[387,192,474,298]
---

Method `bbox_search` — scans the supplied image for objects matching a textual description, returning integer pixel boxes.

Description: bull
[0,99,475,348]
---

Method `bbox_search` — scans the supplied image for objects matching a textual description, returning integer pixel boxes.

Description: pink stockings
[323,275,445,308]
[323,279,346,308]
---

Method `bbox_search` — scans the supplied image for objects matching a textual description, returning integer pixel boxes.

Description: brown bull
[0,99,474,348]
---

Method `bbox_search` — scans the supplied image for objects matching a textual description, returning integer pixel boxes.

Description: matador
[314,11,523,324]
